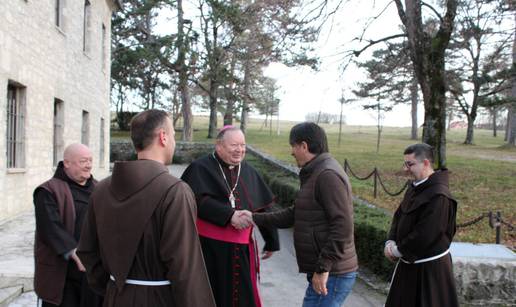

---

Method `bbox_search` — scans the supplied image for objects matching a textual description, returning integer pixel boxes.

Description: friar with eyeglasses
[384,143,459,307]
[33,143,102,307]
[181,125,279,307]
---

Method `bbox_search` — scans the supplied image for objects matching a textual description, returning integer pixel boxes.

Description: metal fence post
[496,211,501,244]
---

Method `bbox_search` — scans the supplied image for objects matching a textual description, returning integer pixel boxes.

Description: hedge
[245,153,396,281]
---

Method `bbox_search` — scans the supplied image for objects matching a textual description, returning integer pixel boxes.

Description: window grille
[6,83,26,169]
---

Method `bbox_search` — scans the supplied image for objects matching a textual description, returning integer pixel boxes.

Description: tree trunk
[224,56,237,126]
[509,11,516,146]
[240,61,251,133]
[208,82,218,138]
[396,0,457,168]
[376,103,382,153]
[506,105,512,141]
[410,75,418,139]
[464,115,474,144]
[338,102,344,146]
[492,108,497,137]
[177,0,193,141]
[180,84,193,141]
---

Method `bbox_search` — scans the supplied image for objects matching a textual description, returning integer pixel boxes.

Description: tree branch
[422,1,443,23]
[353,33,406,57]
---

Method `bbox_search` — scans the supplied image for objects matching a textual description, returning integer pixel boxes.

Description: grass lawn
[114,116,516,248]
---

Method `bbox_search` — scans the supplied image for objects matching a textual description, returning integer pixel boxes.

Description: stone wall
[454,257,516,306]
[110,141,215,164]
[0,0,117,221]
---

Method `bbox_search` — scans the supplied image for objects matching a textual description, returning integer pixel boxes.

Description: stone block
[451,242,516,306]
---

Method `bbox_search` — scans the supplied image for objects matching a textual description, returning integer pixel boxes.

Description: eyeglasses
[403,160,417,168]
[78,158,93,166]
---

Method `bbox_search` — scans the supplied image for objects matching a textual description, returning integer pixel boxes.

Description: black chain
[457,213,489,228]
[344,159,515,235]
[345,162,376,181]
[377,175,410,197]
[499,218,515,231]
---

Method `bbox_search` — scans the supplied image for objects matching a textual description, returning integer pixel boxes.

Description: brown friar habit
[385,169,459,307]
[77,160,215,307]
[34,162,102,307]
[181,152,280,307]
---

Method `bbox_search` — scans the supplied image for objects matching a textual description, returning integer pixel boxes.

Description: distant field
[114,116,516,247]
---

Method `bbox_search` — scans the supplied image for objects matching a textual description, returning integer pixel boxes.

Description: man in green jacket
[241,122,358,307]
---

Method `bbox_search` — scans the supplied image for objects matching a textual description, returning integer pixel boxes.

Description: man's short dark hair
[289,122,329,154]
[130,109,169,151]
[404,143,434,163]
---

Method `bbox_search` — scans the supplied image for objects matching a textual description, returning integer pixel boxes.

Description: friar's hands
[231,210,253,230]
[71,248,86,272]
[384,241,398,262]
[312,272,329,296]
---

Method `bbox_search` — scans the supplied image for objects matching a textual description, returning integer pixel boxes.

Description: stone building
[0,0,120,221]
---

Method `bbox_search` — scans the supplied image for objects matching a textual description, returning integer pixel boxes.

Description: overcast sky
[155,1,426,126]
[262,0,424,126]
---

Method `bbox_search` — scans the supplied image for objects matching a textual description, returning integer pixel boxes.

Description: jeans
[302,271,357,307]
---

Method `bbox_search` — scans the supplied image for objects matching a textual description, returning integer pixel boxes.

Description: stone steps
[0,286,23,307]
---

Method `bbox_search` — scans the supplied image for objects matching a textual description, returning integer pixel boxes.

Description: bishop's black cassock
[181,152,279,307]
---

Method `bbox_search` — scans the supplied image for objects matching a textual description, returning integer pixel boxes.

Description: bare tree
[447,0,512,145]
[394,0,458,167]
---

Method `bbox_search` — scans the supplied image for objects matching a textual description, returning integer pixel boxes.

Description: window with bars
[100,117,105,167]
[53,99,64,166]
[6,83,26,169]
[81,110,89,146]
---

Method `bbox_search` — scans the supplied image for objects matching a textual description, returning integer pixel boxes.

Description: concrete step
[0,286,22,307]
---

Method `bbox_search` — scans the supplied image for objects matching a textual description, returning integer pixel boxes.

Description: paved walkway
[2,164,386,306]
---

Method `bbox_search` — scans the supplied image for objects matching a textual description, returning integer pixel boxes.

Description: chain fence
[343,159,514,244]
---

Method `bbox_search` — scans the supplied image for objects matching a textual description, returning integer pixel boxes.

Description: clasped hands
[230,210,253,230]
[384,240,402,262]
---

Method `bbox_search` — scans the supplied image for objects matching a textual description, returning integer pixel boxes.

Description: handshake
[230,210,254,230]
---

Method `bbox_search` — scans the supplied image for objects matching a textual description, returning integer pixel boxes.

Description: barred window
[81,110,90,146]
[99,117,105,167]
[6,83,26,169]
[53,99,65,166]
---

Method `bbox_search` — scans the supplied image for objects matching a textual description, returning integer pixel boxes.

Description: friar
[78,109,215,307]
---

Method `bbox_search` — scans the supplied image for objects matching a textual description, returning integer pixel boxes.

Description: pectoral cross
[229,193,236,208]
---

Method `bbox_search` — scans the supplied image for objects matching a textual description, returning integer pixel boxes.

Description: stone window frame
[99,117,105,168]
[55,0,65,30]
[83,0,92,54]
[53,98,65,166]
[101,23,107,72]
[81,110,90,146]
[6,81,27,170]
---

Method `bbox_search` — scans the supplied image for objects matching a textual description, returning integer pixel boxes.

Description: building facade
[0,0,119,221]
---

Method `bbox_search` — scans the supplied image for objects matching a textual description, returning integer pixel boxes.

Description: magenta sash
[196,218,251,244]
[196,218,262,307]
